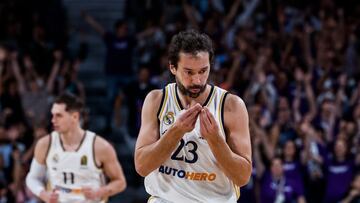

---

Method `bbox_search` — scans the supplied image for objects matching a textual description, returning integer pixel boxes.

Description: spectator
[256,157,306,203]
[324,139,357,203]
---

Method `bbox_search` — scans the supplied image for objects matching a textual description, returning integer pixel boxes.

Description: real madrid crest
[52,154,59,163]
[80,155,87,166]
[163,111,175,125]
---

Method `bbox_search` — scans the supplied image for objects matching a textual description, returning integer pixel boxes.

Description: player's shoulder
[36,134,52,149]
[34,134,52,163]
[223,93,247,112]
[146,89,163,101]
[93,135,116,156]
[144,88,164,109]
[93,135,111,148]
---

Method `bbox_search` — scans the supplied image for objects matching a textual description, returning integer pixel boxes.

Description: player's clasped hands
[42,190,59,203]
[173,103,202,134]
[173,103,220,140]
[82,186,104,201]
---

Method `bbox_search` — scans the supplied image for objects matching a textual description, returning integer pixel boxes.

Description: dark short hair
[54,92,84,114]
[168,29,214,69]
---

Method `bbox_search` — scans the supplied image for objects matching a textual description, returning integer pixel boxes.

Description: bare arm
[222,54,241,90]
[201,95,252,186]
[82,11,106,36]
[33,135,50,164]
[341,189,359,203]
[182,0,200,29]
[223,0,241,30]
[249,117,274,161]
[134,90,202,176]
[46,51,62,93]
[304,73,317,121]
[252,132,265,179]
[95,137,126,198]
[10,53,26,94]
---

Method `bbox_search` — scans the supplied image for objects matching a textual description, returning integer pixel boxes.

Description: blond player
[26,93,126,203]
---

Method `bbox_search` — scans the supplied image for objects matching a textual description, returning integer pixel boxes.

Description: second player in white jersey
[26,93,126,203]
[46,130,105,203]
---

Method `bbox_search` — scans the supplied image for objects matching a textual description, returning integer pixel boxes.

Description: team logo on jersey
[52,154,59,163]
[80,155,87,166]
[163,112,175,125]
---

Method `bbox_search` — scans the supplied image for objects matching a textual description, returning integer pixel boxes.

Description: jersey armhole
[156,87,167,122]
[220,92,229,140]
[93,135,103,169]
[44,134,52,164]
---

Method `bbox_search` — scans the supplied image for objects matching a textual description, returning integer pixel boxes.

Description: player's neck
[60,126,85,147]
[178,84,211,107]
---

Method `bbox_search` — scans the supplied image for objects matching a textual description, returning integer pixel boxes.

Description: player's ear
[169,63,177,75]
[72,111,80,120]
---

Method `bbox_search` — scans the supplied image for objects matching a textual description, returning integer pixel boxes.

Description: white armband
[26,159,47,196]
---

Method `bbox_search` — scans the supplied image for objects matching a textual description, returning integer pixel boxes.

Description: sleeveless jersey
[46,130,105,203]
[144,83,240,203]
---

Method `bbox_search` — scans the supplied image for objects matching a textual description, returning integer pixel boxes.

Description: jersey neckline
[175,84,214,110]
[59,131,87,152]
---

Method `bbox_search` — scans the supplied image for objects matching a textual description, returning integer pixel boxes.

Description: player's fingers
[50,192,58,197]
[203,107,214,125]
[201,109,212,127]
[200,110,210,132]
[183,113,200,129]
[181,107,200,124]
[49,194,59,203]
[199,115,207,134]
[185,103,202,117]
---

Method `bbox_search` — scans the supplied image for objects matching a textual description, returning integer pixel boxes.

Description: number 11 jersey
[46,130,105,203]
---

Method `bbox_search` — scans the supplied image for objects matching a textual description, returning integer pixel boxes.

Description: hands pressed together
[42,187,105,203]
[173,103,221,140]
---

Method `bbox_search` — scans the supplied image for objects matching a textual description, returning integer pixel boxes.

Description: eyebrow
[183,66,208,71]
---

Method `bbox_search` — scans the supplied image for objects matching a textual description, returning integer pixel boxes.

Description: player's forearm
[100,178,126,198]
[135,126,184,177]
[207,136,252,187]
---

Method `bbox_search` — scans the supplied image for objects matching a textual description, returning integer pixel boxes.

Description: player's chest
[47,151,91,170]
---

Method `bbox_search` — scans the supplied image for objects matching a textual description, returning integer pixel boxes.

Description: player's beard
[176,77,206,98]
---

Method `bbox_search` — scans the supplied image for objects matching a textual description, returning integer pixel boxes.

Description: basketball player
[134,30,252,202]
[26,93,126,203]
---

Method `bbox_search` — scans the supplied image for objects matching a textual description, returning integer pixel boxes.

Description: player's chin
[188,92,201,98]
[188,89,201,97]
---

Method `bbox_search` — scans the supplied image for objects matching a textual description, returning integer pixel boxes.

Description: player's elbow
[234,163,252,187]
[234,174,251,187]
[134,151,152,177]
[118,178,127,193]
[135,161,150,177]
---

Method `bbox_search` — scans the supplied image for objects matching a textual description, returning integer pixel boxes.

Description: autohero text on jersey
[159,165,216,181]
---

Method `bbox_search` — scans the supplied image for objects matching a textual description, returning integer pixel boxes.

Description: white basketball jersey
[46,130,105,203]
[144,83,240,203]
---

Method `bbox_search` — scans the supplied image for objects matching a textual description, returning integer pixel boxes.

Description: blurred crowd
[1,0,360,202]
[0,0,85,202]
